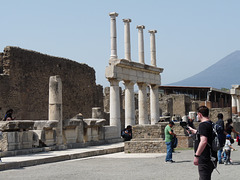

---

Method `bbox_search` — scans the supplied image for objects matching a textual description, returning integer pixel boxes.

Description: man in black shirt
[188,106,217,180]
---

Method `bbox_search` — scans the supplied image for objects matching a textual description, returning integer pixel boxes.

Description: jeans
[218,148,223,163]
[225,150,231,164]
[165,141,173,161]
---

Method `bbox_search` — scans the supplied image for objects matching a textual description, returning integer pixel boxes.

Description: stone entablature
[106,59,163,84]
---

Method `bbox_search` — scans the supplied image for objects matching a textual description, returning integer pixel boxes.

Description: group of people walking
[164,106,240,180]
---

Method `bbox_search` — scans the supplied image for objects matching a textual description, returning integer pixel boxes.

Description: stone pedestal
[63,119,83,144]
[0,131,33,151]
[32,120,58,147]
[83,119,106,142]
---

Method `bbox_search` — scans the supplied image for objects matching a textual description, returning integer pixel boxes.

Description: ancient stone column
[232,95,237,114]
[109,12,119,60]
[124,81,135,126]
[148,30,157,67]
[150,84,159,125]
[137,82,148,124]
[49,75,63,145]
[123,19,132,61]
[136,25,145,64]
[109,79,121,135]
[237,96,240,116]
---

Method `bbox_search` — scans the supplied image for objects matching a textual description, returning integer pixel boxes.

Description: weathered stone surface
[0,131,33,151]
[0,46,103,120]
[0,120,34,131]
[124,139,166,153]
[33,120,58,130]
[132,124,165,139]
[63,119,82,128]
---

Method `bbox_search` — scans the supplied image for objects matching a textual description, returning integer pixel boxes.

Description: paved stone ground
[0,143,239,180]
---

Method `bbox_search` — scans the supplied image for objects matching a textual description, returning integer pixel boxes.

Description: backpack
[206,121,226,151]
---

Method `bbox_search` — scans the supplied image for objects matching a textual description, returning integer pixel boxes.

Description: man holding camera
[188,106,217,180]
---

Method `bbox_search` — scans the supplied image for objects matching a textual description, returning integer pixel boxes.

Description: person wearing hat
[164,121,176,163]
[223,134,236,165]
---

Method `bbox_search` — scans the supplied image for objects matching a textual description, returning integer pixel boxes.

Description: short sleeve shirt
[164,125,173,142]
[224,139,231,150]
[194,121,217,164]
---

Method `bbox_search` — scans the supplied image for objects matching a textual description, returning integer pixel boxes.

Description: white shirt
[224,139,231,150]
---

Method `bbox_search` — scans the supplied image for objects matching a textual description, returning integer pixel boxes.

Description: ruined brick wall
[209,107,231,123]
[0,46,103,120]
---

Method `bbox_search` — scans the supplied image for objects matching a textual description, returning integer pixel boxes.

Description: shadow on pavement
[174,160,192,163]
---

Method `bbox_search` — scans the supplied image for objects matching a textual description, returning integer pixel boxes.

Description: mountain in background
[167,51,240,89]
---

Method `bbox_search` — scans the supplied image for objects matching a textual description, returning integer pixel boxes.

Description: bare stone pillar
[237,97,240,116]
[137,83,148,124]
[124,81,135,126]
[92,107,103,119]
[123,19,132,61]
[109,12,119,60]
[109,79,121,135]
[232,95,237,114]
[49,75,62,145]
[150,84,159,125]
[148,30,157,67]
[136,25,145,64]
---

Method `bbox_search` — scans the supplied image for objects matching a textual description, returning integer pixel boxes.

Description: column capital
[136,25,145,30]
[109,79,120,86]
[148,30,157,34]
[109,12,118,18]
[124,80,135,86]
[123,18,131,23]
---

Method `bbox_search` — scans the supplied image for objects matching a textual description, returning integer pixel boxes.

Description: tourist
[216,113,226,164]
[164,121,176,163]
[188,106,217,180]
[225,118,240,138]
[121,125,132,141]
[2,109,15,121]
[223,134,235,165]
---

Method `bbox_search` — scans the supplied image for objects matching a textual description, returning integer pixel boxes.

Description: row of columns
[110,79,160,134]
[109,12,157,67]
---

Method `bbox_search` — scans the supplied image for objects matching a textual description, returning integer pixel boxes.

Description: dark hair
[169,121,175,125]
[197,106,209,117]
[217,113,223,119]
[6,109,13,114]
[126,125,132,129]
[226,118,233,128]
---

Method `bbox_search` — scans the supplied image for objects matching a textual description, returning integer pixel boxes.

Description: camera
[180,121,189,130]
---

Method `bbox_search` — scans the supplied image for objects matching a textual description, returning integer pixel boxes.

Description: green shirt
[164,125,173,142]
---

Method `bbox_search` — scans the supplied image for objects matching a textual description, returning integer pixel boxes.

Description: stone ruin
[1,12,240,156]
[0,75,116,157]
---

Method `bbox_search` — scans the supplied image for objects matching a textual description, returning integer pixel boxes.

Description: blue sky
[1,0,240,87]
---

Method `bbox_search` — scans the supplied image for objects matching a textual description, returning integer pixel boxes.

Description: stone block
[104,126,119,139]
[0,120,34,131]
[63,128,78,144]
[122,68,129,75]
[177,136,193,148]
[124,139,166,153]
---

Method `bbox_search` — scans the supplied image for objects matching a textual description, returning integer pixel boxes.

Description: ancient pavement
[0,142,240,180]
